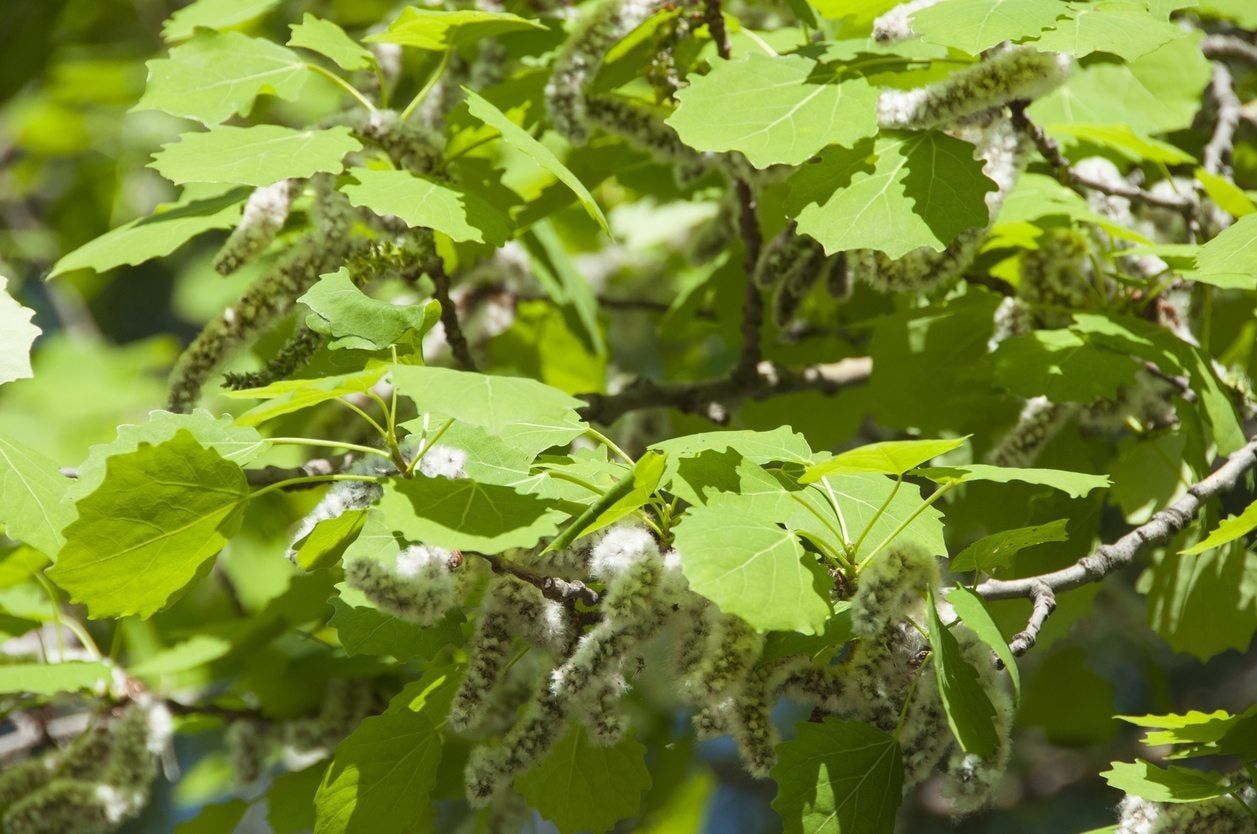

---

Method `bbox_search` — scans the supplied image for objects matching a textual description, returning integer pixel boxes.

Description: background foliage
[1,0,1256,832]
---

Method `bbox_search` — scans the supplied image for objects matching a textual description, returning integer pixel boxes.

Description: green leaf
[516,724,652,834]
[950,518,1069,572]
[363,7,545,51]
[314,711,443,834]
[299,268,439,351]
[910,0,1068,55]
[1195,169,1256,218]
[293,511,368,571]
[0,661,112,695]
[69,409,267,500]
[1198,0,1257,26]
[130,635,233,677]
[0,276,38,387]
[992,329,1140,402]
[1030,1,1189,60]
[927,587,998,755]
[771,719,903,834]
[1028,36,1211,135]
[49,186,249,278]
[48,431,250,619]
[917,464,1110,498]
[162,0,283,42]
[1181,499,1257,555]
[463,88,610,235]
[787,132,996,258]
[268,766,324,834]
[947,586,1020,702]
[521,222,607,355]
[174,800,250,834]
[135,31,311,125]
[379,477,563,553]
[150,125,361,187]
[652,427,814,467]
[340,167,511,246]
[551,451,667,550]
[1100,760,1230,802]
[0,436,75,557]
[672,494,833,634]
[392,365,587,459]
[829,473,947,563]
[288,14,375,72]
[1184,213,1257,289]
[666,54,878,169]
[330,593,461,662]
[802,438,966,482]
[1145,545,1257,660]
[1071,312,1245,453]
[229,366,387,427]
[1049,123,1195,164]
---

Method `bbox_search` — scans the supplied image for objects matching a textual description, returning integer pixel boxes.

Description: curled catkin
[225,719,275,785]
[551,526,664,702]
[213,179,294,275]
[1017,228,1101,327]
[167,176,358,411]
[448,578,522,733]
[0,759,52,809]
[3,779,122,834]
[988,296,1033,352]
[465,687,568,805]
[584,95,711,185]
[986,395,1075,467]
[729,665,779,777]
[689,614,763,701]
[1115,788,1256,834]
[345,544,467,627]
[877,47,1072,131]
[850,545,939,638]
[546,0,666,142]
[343,109,444,174]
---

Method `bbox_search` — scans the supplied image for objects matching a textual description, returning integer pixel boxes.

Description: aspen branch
[472,551,601,606]
[1009,103,1194,214]
[1203,63,1241,177]
[1202,34,1257,67]
[977,435,1257,604]
[430,258,477,371]
[577,357,873,424]
[703,0,765,383]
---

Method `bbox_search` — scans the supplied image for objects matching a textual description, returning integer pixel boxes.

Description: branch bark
[1010,103,1194,214]
[1203,63,1241,177]
[1202,34,1257,67]
[703,0,764,382]
[430,258,477,371]
[577,357,873,424]
[977,435,1257,602]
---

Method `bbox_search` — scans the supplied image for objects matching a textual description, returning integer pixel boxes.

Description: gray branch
[977,435,1257,603]
[1202,34,1257,67]
[1203,63,1241,177]
[577,357,873,424]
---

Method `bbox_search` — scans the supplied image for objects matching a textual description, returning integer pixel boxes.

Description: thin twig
[473,551,601,606]
[1009,103,1194,214]
[577,357,873,424]
[429,258,477,371]
[1202,34,1257,67]
[1203,63,1241,177]
[977,435,1257,603]
[703,0,764,382]
[998,581,1056,667]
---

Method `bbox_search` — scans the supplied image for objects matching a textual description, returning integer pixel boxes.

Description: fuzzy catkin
[872,0,944,43]
[877,47,1072,131]
[689,614,763,701]
[584,95,711,185]
[213,179,294,275]
[551,527,664,702]
[546,0,667,143]
[167,176,358,411]
[448,579,521,733]
[465,687,568,805]
[1115,789,1256,834]
[344,545,466,627]
[987,395,1075,467]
